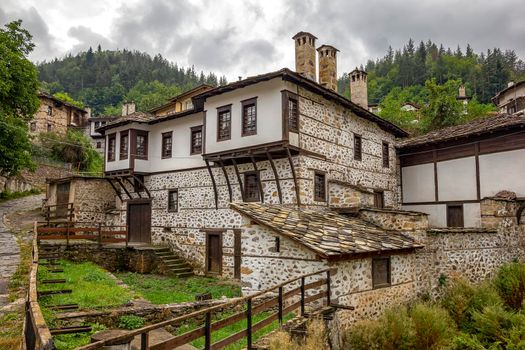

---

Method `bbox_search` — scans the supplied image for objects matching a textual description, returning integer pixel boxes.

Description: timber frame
[105,173,152,201]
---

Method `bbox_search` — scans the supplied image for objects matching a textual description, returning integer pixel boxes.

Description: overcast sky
[1,0,524,80]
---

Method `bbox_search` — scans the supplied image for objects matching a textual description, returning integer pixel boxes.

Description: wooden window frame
[282,91,300,134]
[120,131,129,160]
[190,125,203,155]
[275,237,281,253]
[382,142,389,168]
[134,130,148,160]
[243,171,260,202]
[167,189,178,212]
[161,131,173,159]
[354,134,362,161]
[205,232,223,275]
[96,141,101,149]
[107,133,116,162]
[314,171,326,202]
[217,105,232,141]
[241,97,257,137]
[446,204,464,228]
[372,257,391,289]
[374,191,385,209]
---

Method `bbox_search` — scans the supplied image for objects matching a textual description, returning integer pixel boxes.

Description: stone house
[29,92,89,137]
[44,32,525,328]
[492,80,525,115]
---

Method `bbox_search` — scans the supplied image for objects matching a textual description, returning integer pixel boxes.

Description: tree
[0,20,39,176]
[421,79,464,131]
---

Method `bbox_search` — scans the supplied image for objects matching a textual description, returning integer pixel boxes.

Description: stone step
[174,272,194,278]
[167,267,193,274]
[163,259,186,265]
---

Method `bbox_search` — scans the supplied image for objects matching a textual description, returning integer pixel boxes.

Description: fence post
[125,224,129,248]
[247,298,252,350]
[140,332,149,350]
[300,277,305,316]
[66,221,70,247]
[204,311,211,350]
[326,269,331,306]
[278,286,283,326]
[97,223,102,248]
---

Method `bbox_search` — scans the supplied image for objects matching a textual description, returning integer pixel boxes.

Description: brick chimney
[122,101,136,116]
[349,68,368,109]
[292,32,317,81]
[317,45,339,92]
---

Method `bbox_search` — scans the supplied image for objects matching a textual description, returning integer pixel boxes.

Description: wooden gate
[56,182,70,218]
[127,201,151,243]
[206,232,222,274]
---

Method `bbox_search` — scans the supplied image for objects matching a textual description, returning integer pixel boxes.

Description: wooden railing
[78,268,333,350]
[24,222,55,350]
[37,221,128,247]
[43,203,74,224]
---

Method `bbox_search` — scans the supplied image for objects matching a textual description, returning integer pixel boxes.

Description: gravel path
[0,194,44,307]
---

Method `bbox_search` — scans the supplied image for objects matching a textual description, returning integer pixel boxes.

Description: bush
[470,305,525,347]
[494,262,525,310]
[118,315,145,330]
[449,332,486,350]
[410,303,455,349]
[268,331,294,350]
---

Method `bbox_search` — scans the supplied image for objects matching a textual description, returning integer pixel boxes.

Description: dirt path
[0,194,44,309]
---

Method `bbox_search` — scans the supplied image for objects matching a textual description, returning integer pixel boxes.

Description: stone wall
[29,97,69,137]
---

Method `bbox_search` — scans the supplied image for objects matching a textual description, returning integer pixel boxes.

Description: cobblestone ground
[0,194,44,308]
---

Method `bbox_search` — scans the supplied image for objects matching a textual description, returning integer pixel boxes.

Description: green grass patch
[0,312,25,350]
[52,323,107,350]
[0,188,41,203]
[115,272,241,304]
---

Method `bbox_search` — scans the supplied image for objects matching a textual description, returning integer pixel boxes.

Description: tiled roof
[398,113,525,149]
[231,203,420,258]
[97,112,156,132]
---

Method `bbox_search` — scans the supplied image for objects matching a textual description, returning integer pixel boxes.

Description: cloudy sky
[1,0,524,80]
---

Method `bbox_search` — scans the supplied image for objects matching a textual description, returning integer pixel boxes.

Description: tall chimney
[122,101,136,116]
[317,45,339,91]
[458,85,466,98]
[292,32,317,81]
[349,68,368,109]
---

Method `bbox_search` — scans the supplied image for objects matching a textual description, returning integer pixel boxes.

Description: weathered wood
[123,177,141,198]
[250,155,264,203]
[286,147,301,206]
[41,279,66,284]
[132,174,152,198]
[205,159,219,210]
[115,177,132,199]
[105,178,123,201]
[218,159,232,203]
[150,327,205,350]
[49,326,92,335]
[231,158,245,202]
[266,151,283,204]
[38,289,72,296]
[47,304,79,311]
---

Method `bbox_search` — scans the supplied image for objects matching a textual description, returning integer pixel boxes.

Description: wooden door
[447,204,464,227]
[56,182,70,218]
[206,233,222,274]
[233,230,241,279]
[128,202,151,243]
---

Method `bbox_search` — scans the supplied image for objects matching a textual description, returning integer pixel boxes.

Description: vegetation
[268,318,329,350]
[0,188,41,203]
[115,272,241,304]
[0,20,39,176]
[52,323,107,350]
[38,130,103,174]
[118,315,145,330]
[52,92,85,109]
[344,261,525,350]
[38,47,228,115]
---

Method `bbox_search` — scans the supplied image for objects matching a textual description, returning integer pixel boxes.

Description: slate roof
[231,203,420,258]
[96,111,156,132]
[398,113,525,149]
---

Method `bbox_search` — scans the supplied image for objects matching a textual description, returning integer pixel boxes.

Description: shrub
[494,262,525,310]
[304,318,328,350]
[410,303,455,349]
[449,332,486,350]
[268,331,295,350]
[470,305,525,347]
[118,315,145,330]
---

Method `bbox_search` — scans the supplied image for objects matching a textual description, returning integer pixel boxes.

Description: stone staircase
[154,247,194,278]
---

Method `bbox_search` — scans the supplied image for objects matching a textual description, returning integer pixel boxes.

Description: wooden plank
[48,304,79,311]
[38,289,72,296]
[150,327,205,350]
[50,326,92,335]
[101,238,127,243]
[252,296,278,314]
[38,234,98,240]
[100,231,127,236]
[41,279,66,284]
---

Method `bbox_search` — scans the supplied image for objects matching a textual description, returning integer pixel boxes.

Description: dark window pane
[314,172,326,201]
[168,189,178,212]
[191,127,203,154]
[288,98,298,132]
[354,135,362,161]
[108,136,116,161]
[382,142,389,168]
[120,134,128,160]
[374,191,384,209]
[162,133,172,158]
[218,109,231,141]
[373,258,391,288]
[136,135,146,157]
[244,172,260,201]
[242,103,256,135]
[447,205,464,227]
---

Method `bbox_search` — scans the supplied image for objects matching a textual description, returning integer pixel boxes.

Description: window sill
[372,283,392,290]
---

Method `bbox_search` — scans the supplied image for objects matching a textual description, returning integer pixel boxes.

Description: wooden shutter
[447,204,464,227]
[372,257,391,288]
[354,134,362,161]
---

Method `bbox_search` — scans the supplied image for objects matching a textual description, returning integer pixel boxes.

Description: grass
[0,312,26,350]
[115,272,242,304]
[52,323,107,350]
[0,188,41,203]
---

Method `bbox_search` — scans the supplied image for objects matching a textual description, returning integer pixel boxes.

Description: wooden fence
[77,268,333,350]
[43,203,74,224]
[37,221,128,247]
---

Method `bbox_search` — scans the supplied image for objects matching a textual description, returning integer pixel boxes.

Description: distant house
[29,92,89,137]
[400,102,421,112]
[492,81,525,115]
[149,84,214,116]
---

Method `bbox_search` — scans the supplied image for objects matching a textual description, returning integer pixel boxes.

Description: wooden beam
[205,159,219,210]
[231,158,245,202]
[123,177,141,198]
[518,202,525,225]
[115,177,132,200]
[105,178,123,201]
[132,174,151,198]
[250,155,264,203]
[218,159,232,203]
[286,147,301,207]
[475,142,481,200]
[266,151,283,204]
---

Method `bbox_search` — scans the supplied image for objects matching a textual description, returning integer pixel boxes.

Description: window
[314,172,326,202]
[95,121,100,128]
[374,191,384,209]
[447,204,464,227]
[47,106,52,116]
[30,122,36,132]
[107,134,116,161]
[120,131,128,160]
[135,131,148,159]
[162,132,173,158]
[134,174,144,193]
[354,134,362,161]
[168,189,178,212]
[47,123,52,132]
[241,98,257,136]
[372,257,391,288]
[382,142,389,168]
[288,98,299,132]
[96,141,101,149]
[244,172,260,202]
[274,237,280,253]
[217,105,231,141]
[191,126,203,155]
